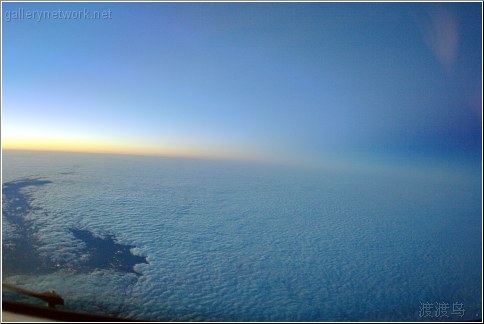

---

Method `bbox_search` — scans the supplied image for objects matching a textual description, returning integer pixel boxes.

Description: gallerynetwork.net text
[4,8,112,22]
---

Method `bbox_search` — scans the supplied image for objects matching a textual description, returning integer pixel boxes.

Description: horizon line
[1,147,301,170]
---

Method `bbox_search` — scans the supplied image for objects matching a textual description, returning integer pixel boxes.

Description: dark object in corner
[2,283,64,308]
[2,300,144,322]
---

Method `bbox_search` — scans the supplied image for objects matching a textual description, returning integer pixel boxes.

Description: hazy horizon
[1,3,482,320]
[2,2,482,168]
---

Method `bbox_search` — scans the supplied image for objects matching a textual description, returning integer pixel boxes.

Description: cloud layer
[2,151,482,321]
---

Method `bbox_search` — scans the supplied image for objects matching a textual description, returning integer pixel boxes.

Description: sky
[1,2,482,168]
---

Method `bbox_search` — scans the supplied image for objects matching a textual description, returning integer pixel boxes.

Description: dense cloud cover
[2,151,481,321]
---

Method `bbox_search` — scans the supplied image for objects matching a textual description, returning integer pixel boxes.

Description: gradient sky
[2,2,482,167]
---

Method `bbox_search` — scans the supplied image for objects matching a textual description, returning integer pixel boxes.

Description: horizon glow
[1,2,482,168]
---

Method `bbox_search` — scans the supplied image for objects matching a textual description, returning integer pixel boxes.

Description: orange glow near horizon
[2,136,266,162]
[3,137,157,156]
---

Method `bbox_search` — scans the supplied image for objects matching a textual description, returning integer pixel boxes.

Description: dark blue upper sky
[2,2,482,167]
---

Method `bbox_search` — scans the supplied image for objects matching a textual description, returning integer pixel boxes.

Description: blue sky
[2,2,482,167]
